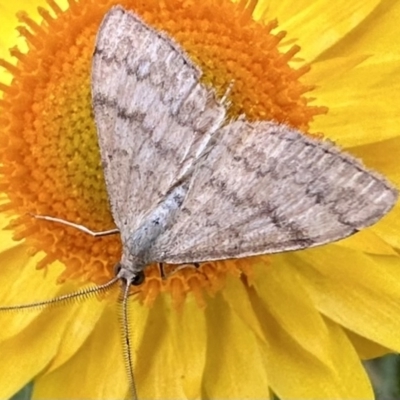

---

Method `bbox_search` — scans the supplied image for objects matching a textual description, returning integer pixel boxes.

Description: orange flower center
[0,0,327,309]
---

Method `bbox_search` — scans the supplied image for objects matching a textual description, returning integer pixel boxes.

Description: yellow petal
[252,258,333,363]
[140,295,207,399]
[222,274,267,343]
[0,294,96,400]
[33,302,130,400]
[320,1,400,59]
[267,0,380,62]
[42,293,107,373]
[246,269,373,398]
[204,291,270,399]
[305,55,369,85]
[170,296,207,399]
[370,204,400,251]
[309,57,400,147]
[322,317,374,396]
[291,246,400,351]
[336,229,398,256]
[345,329,391,359]
[0,244,67,341]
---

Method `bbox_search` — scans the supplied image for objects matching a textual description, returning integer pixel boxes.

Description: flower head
[0,0,400,399]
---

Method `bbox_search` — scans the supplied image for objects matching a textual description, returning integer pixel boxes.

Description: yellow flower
[1,0,400,399]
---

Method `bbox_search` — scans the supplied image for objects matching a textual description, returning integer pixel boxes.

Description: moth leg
[162,263,201,279]
[30,214,119,237]
[173,262,201,273]
[157,263,166,280]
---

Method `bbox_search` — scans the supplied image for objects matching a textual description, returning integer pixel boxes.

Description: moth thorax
[123,181,189,269]
[116,262,145,286]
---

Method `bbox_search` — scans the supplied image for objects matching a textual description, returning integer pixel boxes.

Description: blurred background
[365,355,400,400]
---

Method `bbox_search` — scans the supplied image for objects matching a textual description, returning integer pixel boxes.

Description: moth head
[114,263,145,286]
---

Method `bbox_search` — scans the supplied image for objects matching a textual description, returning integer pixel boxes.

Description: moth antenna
[0,276,119,311]
[119,282,138,400]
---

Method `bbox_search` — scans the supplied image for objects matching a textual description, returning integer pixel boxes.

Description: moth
[90,6,397,286]
[2,5,398,400]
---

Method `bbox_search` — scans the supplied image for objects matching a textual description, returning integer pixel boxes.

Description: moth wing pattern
[151,120,398,263]
[92,6,226,240]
